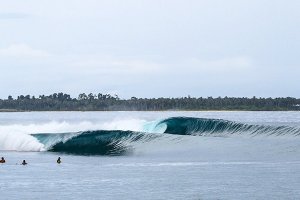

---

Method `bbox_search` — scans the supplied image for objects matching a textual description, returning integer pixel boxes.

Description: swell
[158,117,300,136]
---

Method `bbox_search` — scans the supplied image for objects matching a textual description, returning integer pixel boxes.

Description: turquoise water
[1,111,300,199]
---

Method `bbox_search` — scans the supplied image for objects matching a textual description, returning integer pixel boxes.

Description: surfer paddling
[57,157,61,164]
[21,160,27,165]
[0,157,5,163]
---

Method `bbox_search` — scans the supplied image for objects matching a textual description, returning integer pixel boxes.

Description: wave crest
[157,117,300,136]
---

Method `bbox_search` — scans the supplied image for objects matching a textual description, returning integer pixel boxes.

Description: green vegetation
[0,93,300,111]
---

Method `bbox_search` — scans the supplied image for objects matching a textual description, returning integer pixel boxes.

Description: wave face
[158,117,300,136]
[33,130,159,155]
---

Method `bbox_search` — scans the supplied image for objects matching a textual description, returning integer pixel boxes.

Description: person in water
[21,160,27,165]
[57,157,61,164]
[0,157,5,163]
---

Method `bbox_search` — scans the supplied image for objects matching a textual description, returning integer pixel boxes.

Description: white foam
[0,132,44,151]
[101,119,146,131]
[0,118,150,151]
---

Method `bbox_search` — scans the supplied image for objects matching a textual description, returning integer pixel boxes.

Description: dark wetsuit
[0,158,5,163]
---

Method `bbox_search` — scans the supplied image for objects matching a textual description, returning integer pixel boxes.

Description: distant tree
[8,95,13,100]
[88,93,95,100]
[18,95,25,100]
[1,93,300,111]
[97,93,103,100]
[52,93,58,99]
[114,94,120,100]
[78,93,88,100]
[63,94,71,101]
[57,93,64,101]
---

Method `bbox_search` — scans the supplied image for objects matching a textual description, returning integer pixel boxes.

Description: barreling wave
[32,117,300,155]
[157,117,300,136]
[33,130,160,156]
[1,117,300,156]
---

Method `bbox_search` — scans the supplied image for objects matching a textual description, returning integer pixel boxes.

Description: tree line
[0,93,300,111]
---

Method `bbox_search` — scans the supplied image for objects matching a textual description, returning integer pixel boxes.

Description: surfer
[21,160,27,165]
[0,157,5,163]
[57,157,61,164]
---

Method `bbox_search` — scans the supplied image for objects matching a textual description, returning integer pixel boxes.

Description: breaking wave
[33,130,159,155]
[158,117,300,136]
[1,117,300,155]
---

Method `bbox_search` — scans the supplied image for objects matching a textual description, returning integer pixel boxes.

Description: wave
[1,117,300,155]
[33,130,160,156]
[157,117,300,136]
[0,118,148,154]
[33,117,300,155]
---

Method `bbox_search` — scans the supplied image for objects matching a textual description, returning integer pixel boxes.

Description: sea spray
[0,132,44,151]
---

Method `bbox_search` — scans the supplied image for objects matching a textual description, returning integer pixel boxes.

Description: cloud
[185,56,253,72]
[71,57,163,75]
[0,44,50,58]
[0,13,30,19]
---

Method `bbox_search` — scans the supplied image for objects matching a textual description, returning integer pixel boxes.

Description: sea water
[0,111,300,199]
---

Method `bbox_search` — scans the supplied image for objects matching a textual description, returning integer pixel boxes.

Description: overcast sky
[0,0,299,99]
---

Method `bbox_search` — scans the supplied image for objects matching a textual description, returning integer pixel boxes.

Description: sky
[0,0,300,99]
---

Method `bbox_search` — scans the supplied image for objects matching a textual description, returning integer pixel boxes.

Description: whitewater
[1,111,300,199]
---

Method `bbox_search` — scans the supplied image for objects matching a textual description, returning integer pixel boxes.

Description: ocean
[0,111,300,199]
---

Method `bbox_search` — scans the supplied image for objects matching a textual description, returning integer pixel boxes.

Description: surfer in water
[0,157,5,163]
[57,157,61,164]
[21,160,27,165]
